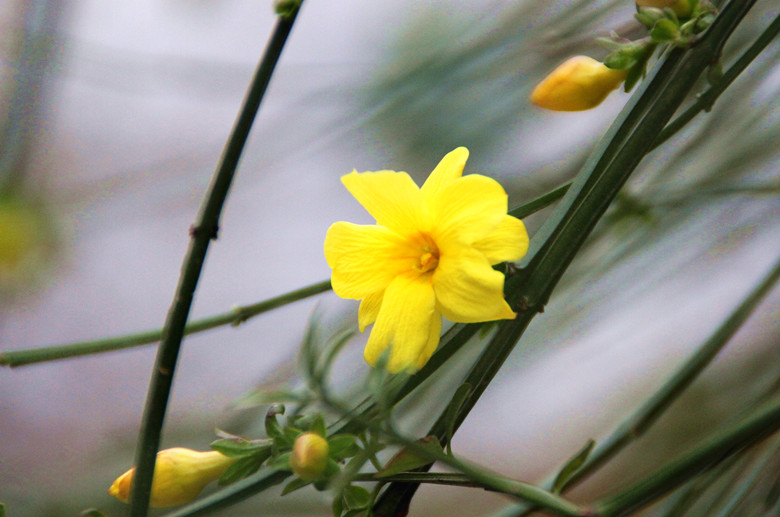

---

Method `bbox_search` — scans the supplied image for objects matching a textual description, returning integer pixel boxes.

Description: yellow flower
[290,433,330,480]
[108,448,235,508]
[324,147,528,373]
[531,56,627,111]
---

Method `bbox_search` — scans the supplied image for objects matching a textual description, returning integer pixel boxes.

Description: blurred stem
[593,395,780,516]
[0,179,568,367]
[128,8,303,517]
[710,436,780,517]
[0,280,331,367]
[558,257,780,492]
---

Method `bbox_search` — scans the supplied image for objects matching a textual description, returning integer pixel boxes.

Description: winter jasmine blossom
[531,56,627,111]
[324,147,528,373]
[290,433,330,480]
[108,448,235,508]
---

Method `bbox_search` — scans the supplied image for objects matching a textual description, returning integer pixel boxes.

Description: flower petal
[433,247,515,322]
[341,170,429,235]
[324,222,415,299]
[358,290,384,332]
[429,174,507,248]
[363,274,437,373]
[413,313,442,371]
[472,215,529,265]
[421,147,469,203]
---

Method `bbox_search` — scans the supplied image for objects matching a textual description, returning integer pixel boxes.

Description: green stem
[508,182,570,219]
[128,8,303,516]
[507,256,780,516]
[353,472,481,487]
[0,280,331,367]
[594,396,780,516]
[710,435,780,517]
[560,257,780,492]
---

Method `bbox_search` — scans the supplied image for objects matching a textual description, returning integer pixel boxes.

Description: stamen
[415,240,440,273]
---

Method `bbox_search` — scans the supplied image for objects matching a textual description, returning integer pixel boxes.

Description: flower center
[413,234,440,274]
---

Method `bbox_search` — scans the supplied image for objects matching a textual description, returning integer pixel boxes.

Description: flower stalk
[127,6,304,516]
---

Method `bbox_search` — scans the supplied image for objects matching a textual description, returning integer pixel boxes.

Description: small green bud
[651,18,680,43]
[290,433,329,480]
[635,7,666,29]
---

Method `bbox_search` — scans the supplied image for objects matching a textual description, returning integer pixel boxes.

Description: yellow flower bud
[108,448,235,508]
[290,433,329,480]
[636,0,694,18]
[531,56,628,112]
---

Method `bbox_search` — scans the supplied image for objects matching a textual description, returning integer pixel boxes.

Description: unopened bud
[290,433,329,480]
[531,56,627,112]
[108,448,235,508]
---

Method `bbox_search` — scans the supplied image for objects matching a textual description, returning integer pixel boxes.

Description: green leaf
[328,434,361,460]
[232,388,305,410]
[376,436,444,478]
[444,383,472,454]
[218,454,268,486]
[265,404,286,442]
[552,439,596,494]
[332,493,344,517]
[342,485,371,510]
[268,452,292,471]
[310,414,327,437]
[281,476,311,496]
[651,19,680,43]
[282,426,304,447]
[210,438,272,458]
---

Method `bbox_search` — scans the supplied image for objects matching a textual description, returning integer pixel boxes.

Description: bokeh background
[1,0,778,515]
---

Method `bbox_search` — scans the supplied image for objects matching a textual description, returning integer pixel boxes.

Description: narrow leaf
[329,434,361,460]
[552,439,596,494]
[376,436,444,478]
[343,484,371,510]
[210,438,271,458]
[281,476,311,496]
[218,454,267,486]
[332,493,344,517]
[311,414,327,437]
[444,383,472,454]
[265,404,286,442]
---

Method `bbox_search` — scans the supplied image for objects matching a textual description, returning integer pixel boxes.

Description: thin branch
[560,257,780,492]
[0,280,331,367]
[593,396,780,516]
[127,7,304,516]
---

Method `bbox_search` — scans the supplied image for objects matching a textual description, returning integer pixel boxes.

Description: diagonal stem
[127,7,303,516]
